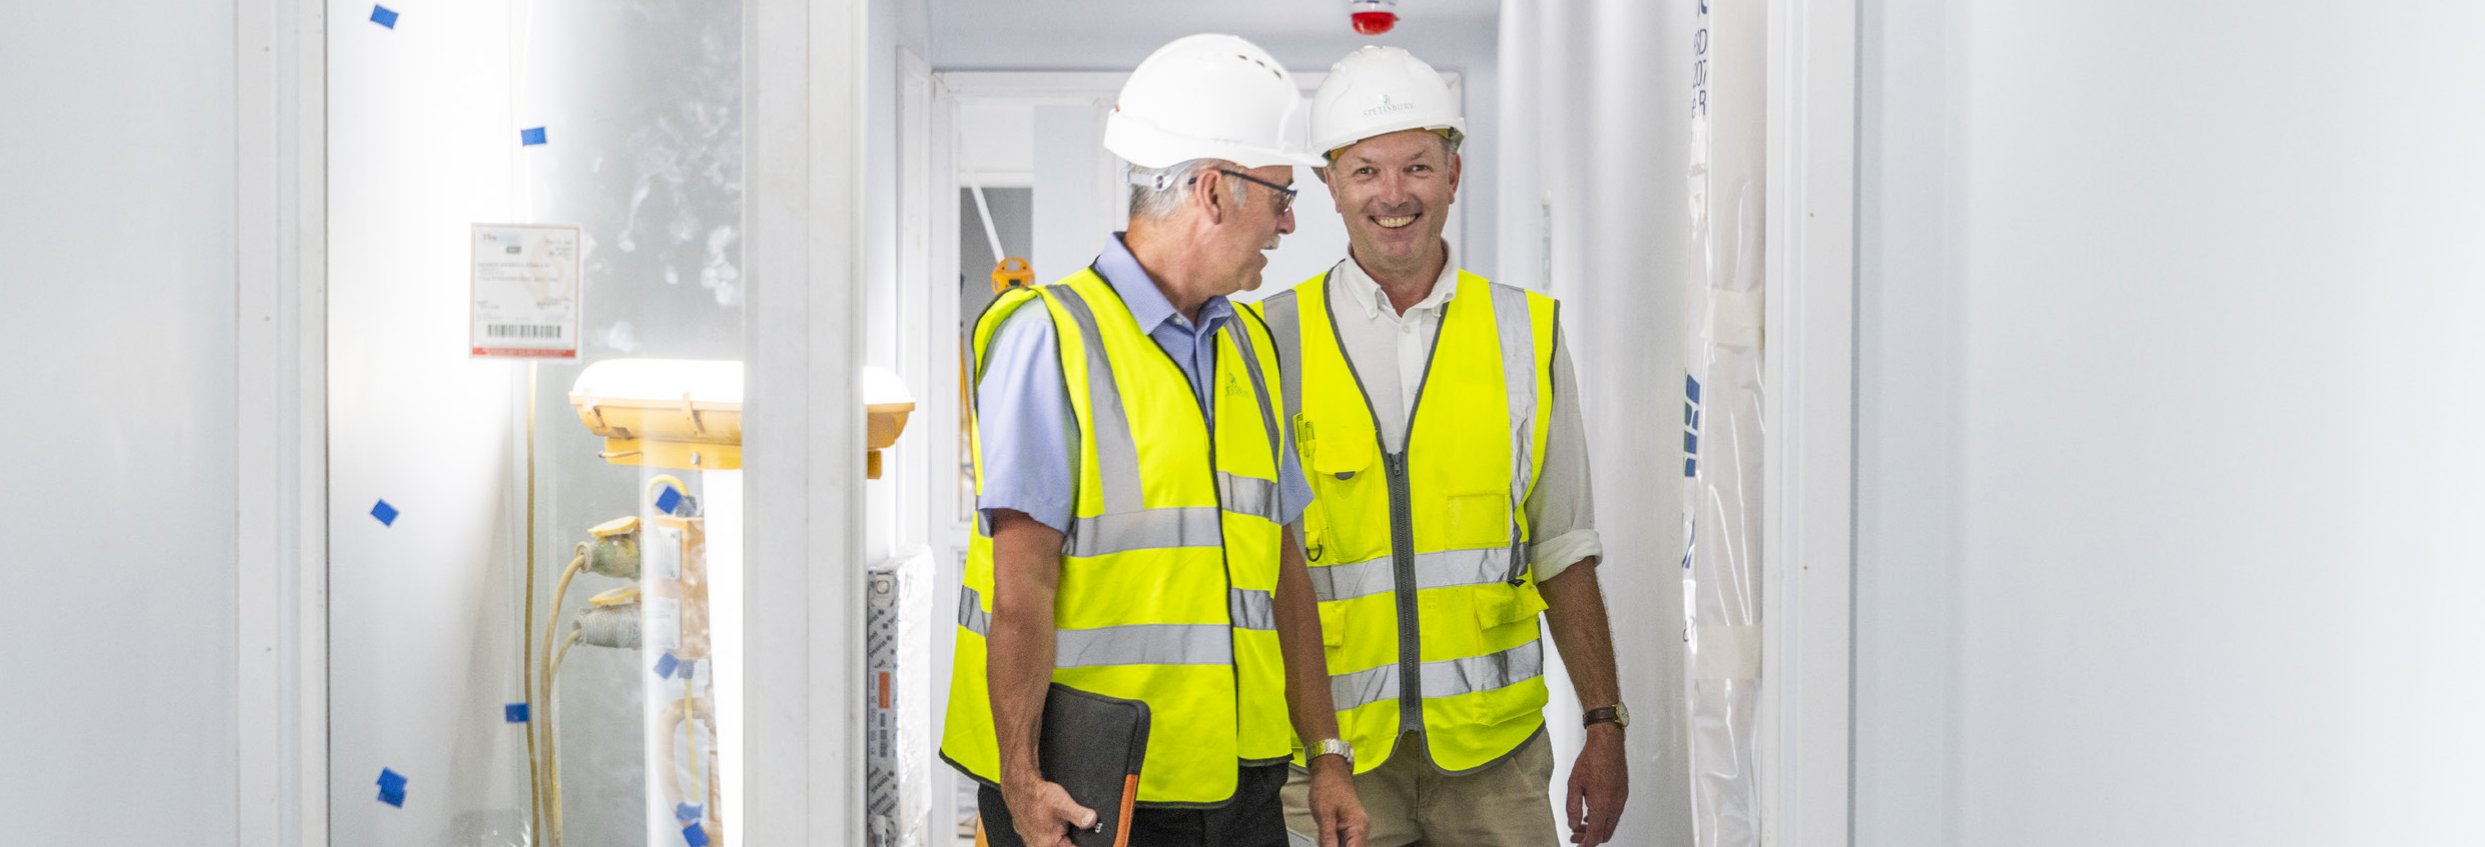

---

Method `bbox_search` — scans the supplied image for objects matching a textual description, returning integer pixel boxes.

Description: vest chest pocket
[1444,491,1514,551]
[1298,415,1381,565]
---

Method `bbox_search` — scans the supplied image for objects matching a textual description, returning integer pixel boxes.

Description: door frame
[1762,0,1859,843]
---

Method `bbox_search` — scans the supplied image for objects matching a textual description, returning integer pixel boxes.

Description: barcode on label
[486,324,563,339]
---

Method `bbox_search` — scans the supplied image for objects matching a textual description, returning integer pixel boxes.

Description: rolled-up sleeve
[1526,322,1603,582]
[973,306,1078,535]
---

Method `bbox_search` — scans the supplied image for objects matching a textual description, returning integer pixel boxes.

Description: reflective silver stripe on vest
[1063,507,1225,557]
[1307,554,1392,602]
[1229,588,1275,631]
[1329,639,1545,711]
[1488,283,1540,575]
[964,583,1252,660]
[1057,623,1236,667]
[1046,285,1144,516]
[1330,661,1399,713]
[1218,472,1283,523]
[1421,640,1543,699]
[1259,288,1306,425]
[959,585,992,635]
[1307,547,1516,602]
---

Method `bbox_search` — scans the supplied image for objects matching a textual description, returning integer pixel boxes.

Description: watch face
[1614,703,1632,727]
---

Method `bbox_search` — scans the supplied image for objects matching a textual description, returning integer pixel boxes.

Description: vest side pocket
[1317,600,1349,649]
[1473,578,1549,632]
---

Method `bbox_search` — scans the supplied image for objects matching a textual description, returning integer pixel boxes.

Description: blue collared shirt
[975,234,1312,535]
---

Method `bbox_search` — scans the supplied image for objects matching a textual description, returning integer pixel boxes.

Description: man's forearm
[1539,556,1620,710]
[988,513,1066,784]
[1275,526,1344,747]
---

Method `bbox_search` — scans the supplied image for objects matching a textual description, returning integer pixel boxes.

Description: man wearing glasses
[940,34,1370,847]
[1255,46,1630,846]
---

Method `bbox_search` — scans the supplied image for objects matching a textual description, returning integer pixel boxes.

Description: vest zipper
[1383,450,1422,736]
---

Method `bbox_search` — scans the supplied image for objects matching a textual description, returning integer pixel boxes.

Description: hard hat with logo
[1309,45,1465,161]
[1105,34,1327,170]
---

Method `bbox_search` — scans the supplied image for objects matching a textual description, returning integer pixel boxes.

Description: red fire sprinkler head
[1350,0,1398,36]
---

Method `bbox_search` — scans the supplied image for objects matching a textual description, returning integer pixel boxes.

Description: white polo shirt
[1327,246,1604,581]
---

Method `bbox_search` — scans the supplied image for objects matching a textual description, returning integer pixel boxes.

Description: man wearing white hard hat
[1253,46,1629,846]
[940,34,1370,847]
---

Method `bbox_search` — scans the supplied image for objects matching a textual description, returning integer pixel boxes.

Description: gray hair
[1126,159,1218,222]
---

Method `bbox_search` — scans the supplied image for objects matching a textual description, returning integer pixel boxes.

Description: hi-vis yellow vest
[1251,268,1558,775]
[940,268,1293,806]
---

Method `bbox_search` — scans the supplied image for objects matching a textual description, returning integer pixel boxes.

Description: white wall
[0,2,239,841]
[1856,2,2485,844]
[1498,1,1696,843]
[326,1,527,842]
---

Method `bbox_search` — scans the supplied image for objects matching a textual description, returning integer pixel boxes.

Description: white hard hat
[1105,34,1327,170]
[1309,46,1466,161]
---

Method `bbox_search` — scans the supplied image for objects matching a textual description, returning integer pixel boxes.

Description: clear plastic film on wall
[1683,0,1766,844]
[327,1,746,844]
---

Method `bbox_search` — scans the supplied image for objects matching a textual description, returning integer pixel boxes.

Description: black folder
[1040,683,1151,847]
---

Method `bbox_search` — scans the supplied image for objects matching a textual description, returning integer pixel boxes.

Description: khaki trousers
[1281,732,1558,847]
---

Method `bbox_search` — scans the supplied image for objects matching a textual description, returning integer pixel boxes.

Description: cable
[523,362,544,845]
[538,546,586,847]
[544,628,581,846]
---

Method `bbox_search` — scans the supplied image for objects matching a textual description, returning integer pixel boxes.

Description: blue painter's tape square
[655,485,684,515]
[1684,432,1699,455]
[653,651,680,679]
[376,767,408,805]
[1686,374,1703,404]
[1684,458,1698,478]
[369,5,398,28]
[371,499,399,526]
[1683,402,1695,427]
[505,702,530,723]
[676,802,703,823]
[683,821,711,847]
[520,126,548,146]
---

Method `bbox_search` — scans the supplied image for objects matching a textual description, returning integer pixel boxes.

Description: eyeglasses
[1192,168,1298,216]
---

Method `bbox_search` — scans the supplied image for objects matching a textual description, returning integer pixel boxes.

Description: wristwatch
[1311,738,1355,769]
[1583,703,1630,730]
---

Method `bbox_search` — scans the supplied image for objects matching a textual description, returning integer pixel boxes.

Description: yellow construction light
[569,359,743,470]
[991,257,1034,293]
[864,365,916,480]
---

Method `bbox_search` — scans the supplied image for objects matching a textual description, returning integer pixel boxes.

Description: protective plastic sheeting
[1682,0,1766,844]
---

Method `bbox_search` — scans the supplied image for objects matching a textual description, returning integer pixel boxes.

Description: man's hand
[1306,756,1369,847]
[1000,776,1097,847]
[1565,724,1628,846]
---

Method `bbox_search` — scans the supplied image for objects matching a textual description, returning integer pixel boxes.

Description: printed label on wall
[470,223,582,359]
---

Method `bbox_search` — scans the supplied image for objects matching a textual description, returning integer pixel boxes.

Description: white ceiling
[925,0,1500,72]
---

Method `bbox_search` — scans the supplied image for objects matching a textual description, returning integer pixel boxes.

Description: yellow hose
[538,547,586,847]
[544,628,581,845]
[646,474,688,513]
[686,675,704,827]
[523,362,542,844]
